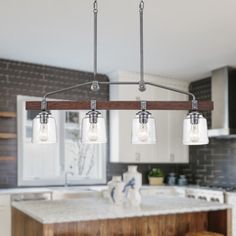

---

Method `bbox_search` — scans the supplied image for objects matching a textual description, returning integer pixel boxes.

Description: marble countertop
[0,187,52,195]
[1,185,235,196]
[0,186,108,195]
[12,195,231,224]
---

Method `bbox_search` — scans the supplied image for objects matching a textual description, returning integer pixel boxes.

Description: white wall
[1,0,236,79]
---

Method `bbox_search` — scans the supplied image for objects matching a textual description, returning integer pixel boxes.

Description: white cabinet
[0,195,11,236]
[110,71,189,163]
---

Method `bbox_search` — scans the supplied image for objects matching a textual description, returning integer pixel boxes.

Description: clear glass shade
[32,112,57,144]
[183,112,209,145]
[131,115,157,144]
[81,115,107,144]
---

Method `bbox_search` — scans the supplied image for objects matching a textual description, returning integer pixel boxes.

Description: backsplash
[107,163,185,185]
[182,138,236,187]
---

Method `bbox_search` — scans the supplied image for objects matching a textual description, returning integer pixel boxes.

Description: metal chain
[139,0,146,92]
[93,0,98,81]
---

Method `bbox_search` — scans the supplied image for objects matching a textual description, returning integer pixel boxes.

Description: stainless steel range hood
[208,67,236,137]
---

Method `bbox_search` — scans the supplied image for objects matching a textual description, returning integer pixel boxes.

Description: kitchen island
[12,196,232,236]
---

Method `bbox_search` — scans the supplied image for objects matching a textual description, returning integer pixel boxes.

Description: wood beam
[26,100,213,111]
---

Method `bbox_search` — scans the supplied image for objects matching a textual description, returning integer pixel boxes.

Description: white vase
[127,188,142,207]
[107,176,124,205]
[123,165,142,190]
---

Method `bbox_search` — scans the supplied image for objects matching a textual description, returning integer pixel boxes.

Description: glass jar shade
[81,115,107,144]
[183,112,209,145]
[32,112,57,144]
[131,115,157,144]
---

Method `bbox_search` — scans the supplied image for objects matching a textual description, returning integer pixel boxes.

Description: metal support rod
[90,100,97,110]
[140,101,147,111]
[139,0,146,92]
[99,81,139,85]
[43,81,93,99]
[100,81,196,101]
[41,98,47,111]
[42,80,196,103]
[145,82,196,101]
[93,0,98,80]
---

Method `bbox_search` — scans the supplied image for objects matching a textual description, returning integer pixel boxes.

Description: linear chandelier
[28,0,213,145]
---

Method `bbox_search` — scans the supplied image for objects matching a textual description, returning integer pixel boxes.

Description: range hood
[208,67,236,137]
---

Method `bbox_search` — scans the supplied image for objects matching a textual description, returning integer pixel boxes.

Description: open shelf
[0,156,16,161]
[0,112,16,118]
[0,133,17,139]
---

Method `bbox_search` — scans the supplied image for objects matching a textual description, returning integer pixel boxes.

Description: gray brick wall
[182,139,236,187]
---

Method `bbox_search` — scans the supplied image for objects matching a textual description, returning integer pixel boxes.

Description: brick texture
[182,138,236,186]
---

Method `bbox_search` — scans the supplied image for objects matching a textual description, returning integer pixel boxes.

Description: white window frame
[17,95,107,186]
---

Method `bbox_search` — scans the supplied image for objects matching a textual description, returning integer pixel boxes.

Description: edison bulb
[88,123,98,141]
[189,124,200,142]
[137,123,148,142]
[39,123,49,142]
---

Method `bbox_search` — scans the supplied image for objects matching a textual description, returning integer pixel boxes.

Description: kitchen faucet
[64,171,74,187]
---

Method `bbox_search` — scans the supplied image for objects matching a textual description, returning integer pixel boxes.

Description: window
[17,95,107,186]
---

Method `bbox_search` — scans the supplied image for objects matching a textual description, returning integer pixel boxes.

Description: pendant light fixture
[81,1,107,144]
[132,101,157,144]
[32,99,57,143]
[82,100,107,143]
[183,101,209,145]
[28,0,213,146]
[131,1,157,144]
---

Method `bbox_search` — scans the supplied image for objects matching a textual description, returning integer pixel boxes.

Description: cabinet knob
[170,153,175,162]
[135,152,141,162]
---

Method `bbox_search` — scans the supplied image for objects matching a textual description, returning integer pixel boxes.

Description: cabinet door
[111,83,170,163]
[0,195,11,236]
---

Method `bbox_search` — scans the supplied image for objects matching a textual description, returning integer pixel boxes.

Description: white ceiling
[0,0,236,81]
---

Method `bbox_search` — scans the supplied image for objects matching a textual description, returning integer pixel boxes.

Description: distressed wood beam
[26,100,213,111]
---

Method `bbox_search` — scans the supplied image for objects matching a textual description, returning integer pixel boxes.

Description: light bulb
[88,123,98,141]
[189,124,200,142]
[137,123,148,142]
[39,123,49,142]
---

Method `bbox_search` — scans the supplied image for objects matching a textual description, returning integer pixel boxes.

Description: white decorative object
[123,165,142,190]
[107,176,124,205]
[127,188,142,207]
